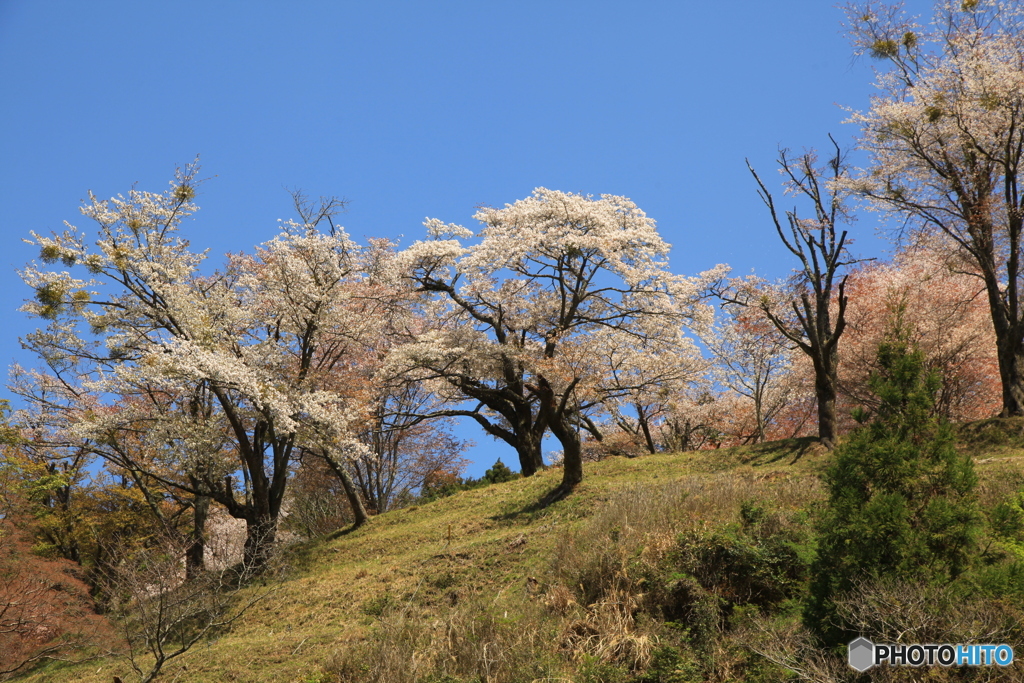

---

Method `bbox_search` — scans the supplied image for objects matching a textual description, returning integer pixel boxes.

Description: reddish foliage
[777,242,1001,436]
[838,245,1000,425]
[0,503,113,678]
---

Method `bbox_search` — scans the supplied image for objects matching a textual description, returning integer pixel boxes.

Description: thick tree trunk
[533,376,582,505]
[242,514,277,572]
[813,351,839,449]
[185,494,209,580]
[816,380,838,450]
[515,420,547,476]
[997,337,1024,417]
[456,383,547,477]
[550,416,583,495]
[991,304,1024,417]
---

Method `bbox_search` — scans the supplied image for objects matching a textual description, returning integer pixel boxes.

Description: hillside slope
[19,430,1024,683]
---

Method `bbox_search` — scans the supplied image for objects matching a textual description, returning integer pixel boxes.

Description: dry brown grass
[318,460,829,682]
[557,587,659,671]
[738,583,1024,683]
[327,595,563,683]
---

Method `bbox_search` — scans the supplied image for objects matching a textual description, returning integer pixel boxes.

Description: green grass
[17,435,1024,683]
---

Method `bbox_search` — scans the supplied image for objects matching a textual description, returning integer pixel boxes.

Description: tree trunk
[753,387,766,444]
[534,376,582,505]
[185,494,209,580]
[515,421,546,476]
[550,416,583,495]
[242,514,277,572]
[815,356,839,449]
[996,325,1024,417]
[998,349,1024,417]
[323,450,370,528]
[336,461,370,528]
[637,405,657,454]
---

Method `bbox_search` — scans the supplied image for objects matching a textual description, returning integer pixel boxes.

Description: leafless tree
[104,532,275,683]
[717,140,858,448]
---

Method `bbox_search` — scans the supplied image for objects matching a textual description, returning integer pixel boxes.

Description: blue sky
[0,1,930,476]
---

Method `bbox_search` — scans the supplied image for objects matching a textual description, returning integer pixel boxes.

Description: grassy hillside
[18,427,1024,683]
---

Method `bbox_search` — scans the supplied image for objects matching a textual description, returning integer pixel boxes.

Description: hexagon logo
[848,637,875,672]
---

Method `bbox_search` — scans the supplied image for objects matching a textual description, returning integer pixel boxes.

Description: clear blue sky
[0,0,930,477]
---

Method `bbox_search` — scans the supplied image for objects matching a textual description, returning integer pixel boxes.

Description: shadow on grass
[677,437,825,474]
[740,436,823,466]
[490,497,547,524]
[279,521,368,574]
[326,521,366,541]
[489,481,587,523]
[490,479,606,526]
[957,417,1024,454]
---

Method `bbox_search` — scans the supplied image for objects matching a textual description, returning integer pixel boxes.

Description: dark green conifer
[481,459,518,485]
[807,309,978,644]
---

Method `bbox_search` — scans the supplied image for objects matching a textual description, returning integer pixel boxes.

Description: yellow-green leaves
[870,38,900,59]
[173,183,195,203]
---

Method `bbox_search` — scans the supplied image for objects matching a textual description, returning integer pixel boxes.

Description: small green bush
[361,593,393,617]
[577,655,630,683]
[677,521,809,610]
[634,645,701,683]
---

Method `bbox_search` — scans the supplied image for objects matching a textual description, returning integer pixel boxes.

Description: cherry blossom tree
[380,280,550,478]
[350,380,469,513]
[584,329,707,455]
[17,165,375,568]
[702,306,797,444]
[844,0,1024,415]
[393,189,716,500]
[659,384,730,451]
[838,239,1000,422]
[287,383,467,530]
